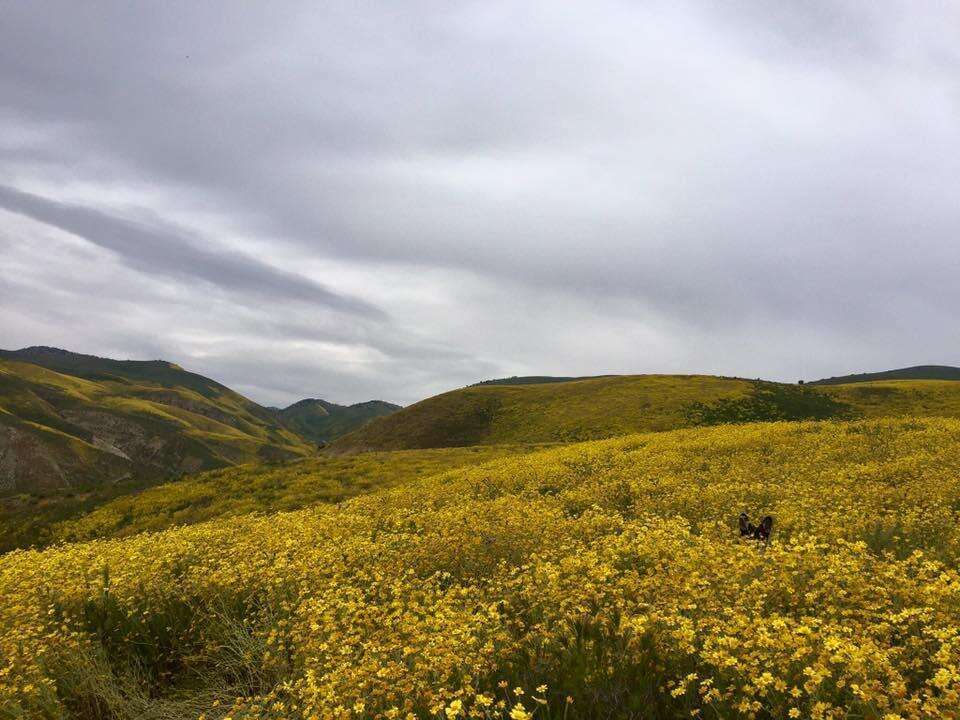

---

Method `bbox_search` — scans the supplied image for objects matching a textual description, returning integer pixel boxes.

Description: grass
[5,417,960,718]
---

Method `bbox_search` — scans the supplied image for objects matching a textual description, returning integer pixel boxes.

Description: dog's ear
[739,513,750,536]
[760,516,773,535]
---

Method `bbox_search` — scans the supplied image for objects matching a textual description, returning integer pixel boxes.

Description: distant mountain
[0,347,313,498]
[811,365,960,385]
[279,398,401,444]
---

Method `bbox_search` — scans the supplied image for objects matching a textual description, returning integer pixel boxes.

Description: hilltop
[471,375,611,386]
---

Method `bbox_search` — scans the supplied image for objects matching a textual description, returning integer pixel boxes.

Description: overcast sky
[2,1,959,406]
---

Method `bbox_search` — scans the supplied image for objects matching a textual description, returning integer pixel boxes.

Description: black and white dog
[739,513,773,542]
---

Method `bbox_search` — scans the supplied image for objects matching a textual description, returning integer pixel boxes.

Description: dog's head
[739,513,773,541]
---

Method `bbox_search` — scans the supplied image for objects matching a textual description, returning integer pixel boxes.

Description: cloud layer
[2,1,959,405]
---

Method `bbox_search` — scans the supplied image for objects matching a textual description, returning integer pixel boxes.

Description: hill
[278,398,400,444]
[0,347,313,497]
[333,372,960,453]
[811,364,960,384]
[4,417,960,718]
[330,374,814,451]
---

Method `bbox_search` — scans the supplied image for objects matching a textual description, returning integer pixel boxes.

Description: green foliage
[0,481,150,553]
[684,381,857,426]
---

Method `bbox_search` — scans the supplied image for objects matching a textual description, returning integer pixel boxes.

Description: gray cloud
[1,1,959,405]
[0,185,384,318]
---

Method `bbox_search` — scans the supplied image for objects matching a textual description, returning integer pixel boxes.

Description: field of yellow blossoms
[4,417,960,719]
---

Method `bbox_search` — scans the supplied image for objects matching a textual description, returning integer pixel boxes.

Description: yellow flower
[509,705,531,720]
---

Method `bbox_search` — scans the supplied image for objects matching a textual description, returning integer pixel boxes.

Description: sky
[2,1,959,407]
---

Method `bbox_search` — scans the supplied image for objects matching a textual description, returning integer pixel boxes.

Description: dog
[739,513,773,542]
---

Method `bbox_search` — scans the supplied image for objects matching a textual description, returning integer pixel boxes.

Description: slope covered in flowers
[51,444,549,543]
[4,418,960,719]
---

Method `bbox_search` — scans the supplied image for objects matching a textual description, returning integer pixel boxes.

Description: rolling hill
[471,375,610,386]
[330,374,759,451]
[819,379,960,418]
[331,372,960,453]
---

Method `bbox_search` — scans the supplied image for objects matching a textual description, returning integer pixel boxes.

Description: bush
[684,382,856,426]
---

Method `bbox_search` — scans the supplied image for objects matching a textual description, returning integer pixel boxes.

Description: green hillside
[332,373,960,453]
[278,398,401,444]
[330,374,758,451]
[0,348,318,549]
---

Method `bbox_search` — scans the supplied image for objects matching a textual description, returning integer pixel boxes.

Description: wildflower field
[50,444,549,544]
[4,417,960,719]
